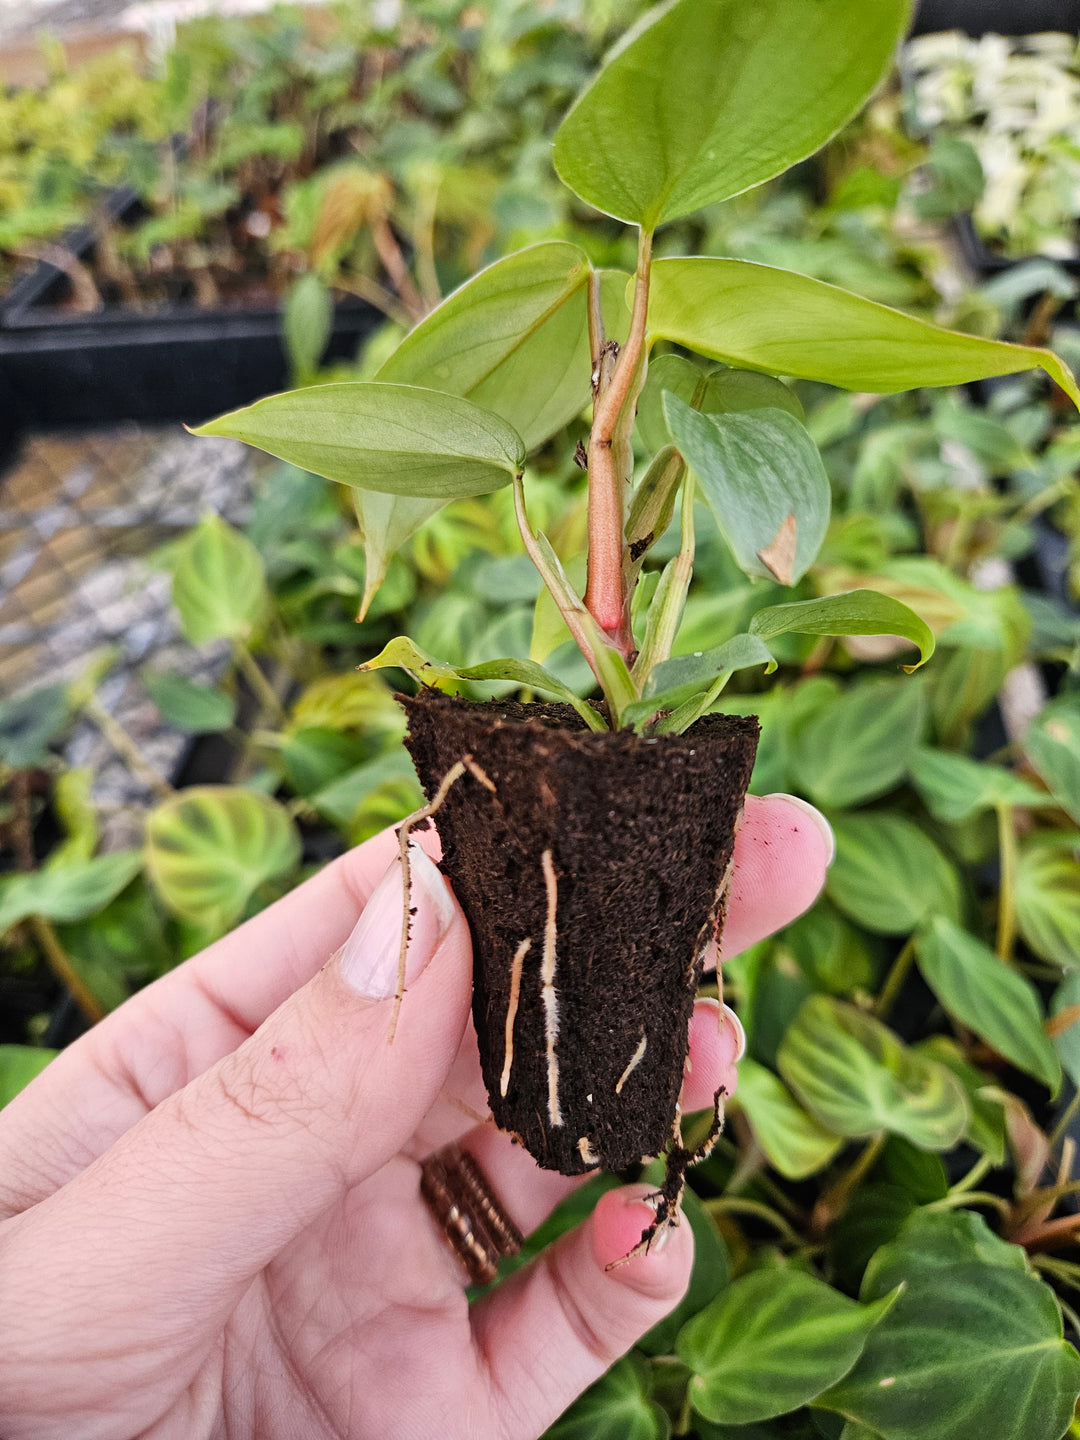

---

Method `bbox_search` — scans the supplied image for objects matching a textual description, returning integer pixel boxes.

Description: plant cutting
[193,0,1080,1253]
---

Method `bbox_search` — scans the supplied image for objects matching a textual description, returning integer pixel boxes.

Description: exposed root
[577,1136,600,1168]
[606,1084,728,1271]
[615,1031,648,1095]
[499,937,532,1098]
[389,752,496,1042]
[540,848,563,1127]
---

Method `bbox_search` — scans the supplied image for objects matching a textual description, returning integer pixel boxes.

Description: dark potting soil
[402,691,759,1178]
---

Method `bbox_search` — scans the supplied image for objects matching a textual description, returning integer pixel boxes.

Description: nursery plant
[195,0,1080,1252]
[5,1,1080,1435]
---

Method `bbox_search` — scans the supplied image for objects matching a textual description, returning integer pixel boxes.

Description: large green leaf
[915,917,1060,1093]
[358,250,629,615]
[777,995,970,1149]
[192,383,526,499]
[0,684,71,770]
[789,677,926,810]
[144,671,236,734]
[749,592,935,671]
[170,513,268,646]
[1015,837,1080,968]
[378,245,628,453]
[145,787,301,931]
[546,1356,668,1440]
[827,812,962,934]
[1024,694,1080,825]
[733,1057,843,1179]
[821,1211,1080,1440]
[552,0,910,228]
[0,1045,57,1108]
[909,746,1051,824]
[360,636,607,732]
[0,851,142,935]
[664,395,830,585]
[648,259,1080,407]
[636,354,802,454]
[678,1267,897,1426]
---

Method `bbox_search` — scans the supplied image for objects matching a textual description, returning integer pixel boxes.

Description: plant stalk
[83,694,174,802]
[29,916,105,1025]
[233,642,288,725]
[874,934,918,1019]
[584,227,653,656]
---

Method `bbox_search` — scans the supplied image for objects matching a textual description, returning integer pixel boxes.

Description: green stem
[83,694,174,802]
[703,1196,803,1247]
[874,935,918,1019]
[1050,1087,1080,1152]
[812,1133,886,1233]
[949,1153,994,1196]
[927,1190,1013,1218]
[996,803,1018,961]
[631,472,695,688]
[233,642,287,725]
[29,916,105,1024]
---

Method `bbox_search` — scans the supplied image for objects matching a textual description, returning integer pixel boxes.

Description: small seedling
[195,0,1080,1251]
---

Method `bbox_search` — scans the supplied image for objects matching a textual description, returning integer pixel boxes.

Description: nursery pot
[402,690,759,1177]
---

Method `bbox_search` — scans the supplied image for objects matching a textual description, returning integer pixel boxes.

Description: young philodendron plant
[195,0,1080,1250]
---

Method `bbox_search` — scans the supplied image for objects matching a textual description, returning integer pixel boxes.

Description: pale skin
[0,793,831,1440]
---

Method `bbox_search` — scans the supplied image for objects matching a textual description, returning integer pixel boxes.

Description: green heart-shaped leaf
[664,395,830,585]
[169,513,268,646]
[733,1057,843,1179]
[1024,694,1080,825]
[0,851,142,935]
[821,1211,1080,1440]
[827,812,962,934]
[778,995,970,1149]
[678,1267,897,1425]
[553,0,911,228]
[636,354,802,454]
[1015,837,1080,969]
[145,787,301,931]
[788,676,926,810]
[915,916,1060,1094]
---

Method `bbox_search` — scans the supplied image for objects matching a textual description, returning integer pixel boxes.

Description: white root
[499,937,532,1098]
[615,1031,648,1095]
[389,752,496,1043]
[540,848,563,1126]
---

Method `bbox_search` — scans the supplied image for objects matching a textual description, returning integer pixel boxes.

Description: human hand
[0,793,831,1440]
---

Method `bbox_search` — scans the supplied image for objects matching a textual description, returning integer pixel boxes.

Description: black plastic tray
[913,0,1080,33]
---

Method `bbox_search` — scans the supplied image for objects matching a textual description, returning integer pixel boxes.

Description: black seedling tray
[0,181,381,463]
[913,0,1080,33]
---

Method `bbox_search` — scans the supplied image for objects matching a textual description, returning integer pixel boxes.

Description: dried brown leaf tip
[757,511,798,585]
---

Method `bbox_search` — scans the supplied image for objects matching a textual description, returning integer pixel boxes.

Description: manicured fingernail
[766,793,836,866]
[721,1004,747,1062]
[339,844,456,998]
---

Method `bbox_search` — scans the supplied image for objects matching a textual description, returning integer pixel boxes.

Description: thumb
[5,844,472,1341]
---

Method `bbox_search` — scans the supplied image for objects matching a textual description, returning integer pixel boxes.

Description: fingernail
[721,1004,747,1062]
[766,793,836,866]
[339,844,456,999]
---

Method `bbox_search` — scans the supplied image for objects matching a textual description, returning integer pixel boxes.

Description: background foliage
[3,6,1080,1438]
